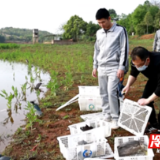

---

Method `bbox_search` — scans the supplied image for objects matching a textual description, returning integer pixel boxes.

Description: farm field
[0,36,160,160]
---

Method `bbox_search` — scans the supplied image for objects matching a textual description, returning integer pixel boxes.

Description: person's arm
[117,28,129,79]
[93,33,100,70]
[122,62,139,94]
[153,31,157,51]
[126,75,137,87]
[118,28,129,72]
[138,69,160,105]
[148,93,158,103]
[122,75,136,94]
[92,33,100,78]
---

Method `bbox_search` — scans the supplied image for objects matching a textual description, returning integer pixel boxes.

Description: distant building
[33,29,39,44]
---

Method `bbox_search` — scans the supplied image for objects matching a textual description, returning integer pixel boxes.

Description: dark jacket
[130,52,160,96]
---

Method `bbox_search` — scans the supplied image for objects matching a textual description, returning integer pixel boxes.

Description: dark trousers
[142,79,159,125]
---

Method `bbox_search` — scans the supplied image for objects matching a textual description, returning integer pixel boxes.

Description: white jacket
[93,23,129,72]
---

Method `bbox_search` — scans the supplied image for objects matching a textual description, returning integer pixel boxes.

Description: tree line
[0,0,159,43]
[62,0,160,41]
[118,0,160,35]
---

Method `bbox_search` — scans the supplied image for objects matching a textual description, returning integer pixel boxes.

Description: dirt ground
[131,34,155,40]
[3,78,160,160]
[2,40,160,159]
[140,34,155,39]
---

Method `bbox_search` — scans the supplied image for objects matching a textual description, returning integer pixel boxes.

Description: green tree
[136,23,146,35]
[132,4,148,32]
[86,21,100,36]
[63,15,87,41]
[153,10,160,30]
[144,0,151,9]
[149,5,159,18]
[108,9,117,19]
[118,14,134,35]
[144,11,153,33]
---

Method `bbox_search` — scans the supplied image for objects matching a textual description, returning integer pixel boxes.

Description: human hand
[122,85,130,95]
[137,98,150,106]
[92,69,97,78]
[117,69,124,79]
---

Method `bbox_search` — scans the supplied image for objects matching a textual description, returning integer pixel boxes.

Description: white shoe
[103,113,112,122]
[111,120,119,129]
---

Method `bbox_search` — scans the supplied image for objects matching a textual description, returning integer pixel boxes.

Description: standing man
[153,23,160,52]
[92,8,129,129]
[122,46,160,130]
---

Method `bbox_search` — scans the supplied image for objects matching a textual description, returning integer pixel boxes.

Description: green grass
[129,39,153,51]
[0,43,20,49]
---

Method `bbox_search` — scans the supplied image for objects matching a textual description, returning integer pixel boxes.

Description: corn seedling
[0,90,14,109]
[16,127,22,135]
[36,90,41,101]
[65,65,71,72]
[21,82,27,96]
[27,73,35,89]
[51,70,58,78]
[13,72,15,81]
[25,75,28,82]
[25,102,40,131]
[64,72,73,89]
[28,62,32,72]
[63,115,69,119]
[47,79,59,96]
[34,66,41,77]
[25,130,31,137]
[80,75,85,83]
[12,86,21,106]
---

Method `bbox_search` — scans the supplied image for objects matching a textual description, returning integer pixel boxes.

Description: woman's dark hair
[131,46,150,61]
[96,8,110,20]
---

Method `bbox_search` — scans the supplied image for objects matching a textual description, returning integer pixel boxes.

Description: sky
[0,0,147,34]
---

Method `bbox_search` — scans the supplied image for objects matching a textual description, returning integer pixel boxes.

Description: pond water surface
[0,60,50,152]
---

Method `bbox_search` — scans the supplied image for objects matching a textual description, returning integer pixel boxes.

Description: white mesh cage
[118,99,152,136]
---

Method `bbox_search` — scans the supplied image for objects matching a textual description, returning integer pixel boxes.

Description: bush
[0,43,19,49]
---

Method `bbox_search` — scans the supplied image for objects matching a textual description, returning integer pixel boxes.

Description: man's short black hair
[131,46,150,61]
[96,8,110,20]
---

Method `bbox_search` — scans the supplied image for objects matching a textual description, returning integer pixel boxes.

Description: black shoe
[152,122,159,128]
[145,123,159,134]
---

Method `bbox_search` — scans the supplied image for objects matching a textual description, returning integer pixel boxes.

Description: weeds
[0,90,14,109]
[24,102,40,131]
[54,154,64,160]
[63,115,70,119]
[47,79,59,96]
[12,86,21,106]
[0,43,19,49]
[16,127,22,135]
[64,72,73,90]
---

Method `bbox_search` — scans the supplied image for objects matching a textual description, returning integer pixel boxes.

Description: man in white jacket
[92,8,129,129]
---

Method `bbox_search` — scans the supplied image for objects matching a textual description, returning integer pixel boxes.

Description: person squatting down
[92,8,129,129]
[122,46,160,131]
